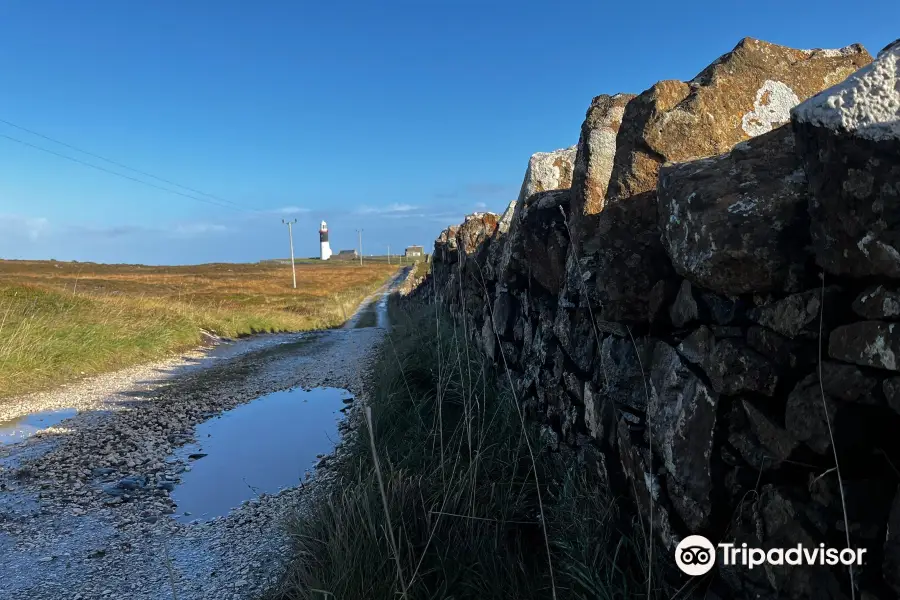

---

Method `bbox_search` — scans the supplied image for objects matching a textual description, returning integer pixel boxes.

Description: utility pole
[356,228,363,266]
[282,219,297,289]
[388,245,391,265]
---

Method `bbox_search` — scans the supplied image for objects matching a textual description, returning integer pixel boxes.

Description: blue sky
[0,1,896,264]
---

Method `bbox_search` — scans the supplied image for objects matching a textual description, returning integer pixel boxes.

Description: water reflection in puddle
[170,387,350,523]
[0,409,77,445]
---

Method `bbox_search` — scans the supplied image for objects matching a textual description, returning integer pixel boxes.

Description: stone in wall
[608,38,871,201]
[569,191,674,322]
[433,225,459,263]
[884,377,900,416]
[853,285,900,320]
[756,486,847,599]
[792,40,900,279]
[669,279,699,328]
[699,336,780,397]
[456,212,499,258]
[583,381,615,447]
[785,362,881,454]
[496,148,578,292]
[648,342,718,530]
[517,146,577,203]
[829,321,900,371]
[504,190,570,296]
[658,125,811,295]
[749,286,842,340]
[677,325,713,364]
[552,306,594,373]
[569,93,634,245]
[616,417,678,549]
[483,200,517,283]
[728,399,797,470]
[491,291,518,340]
[746,325,816,370]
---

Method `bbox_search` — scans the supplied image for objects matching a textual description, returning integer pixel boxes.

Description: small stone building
[404,245,424,258]
[333,249,359,260]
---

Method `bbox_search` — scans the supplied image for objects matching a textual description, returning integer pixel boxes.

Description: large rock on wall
[648,342,719,530]
[658,125,811,295]
[495,149,579,290]
[456,212,499,258]
[483,200,517,282]
[829,321,900,371]
[517,146,577,203]
[433,225,459,263]
[568,191,675,322]
[792,40,900,278]
[500,190,570,295]
[569,93,634,245]
[607,38,871,201]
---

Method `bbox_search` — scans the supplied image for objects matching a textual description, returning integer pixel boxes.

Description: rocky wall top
[607,38,871,201]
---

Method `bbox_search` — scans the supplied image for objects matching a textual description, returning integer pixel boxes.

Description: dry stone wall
[397,38,900,599]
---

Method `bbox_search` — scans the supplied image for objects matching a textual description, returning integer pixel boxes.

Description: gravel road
[0,268,411,600]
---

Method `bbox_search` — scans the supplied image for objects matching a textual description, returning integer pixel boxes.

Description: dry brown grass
[0,259,398,399]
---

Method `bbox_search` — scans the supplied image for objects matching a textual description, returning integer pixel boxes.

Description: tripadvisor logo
[675,535,867,576]
[675,536,716,576]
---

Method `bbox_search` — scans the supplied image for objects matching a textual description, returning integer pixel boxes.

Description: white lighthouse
[319,221,332,260]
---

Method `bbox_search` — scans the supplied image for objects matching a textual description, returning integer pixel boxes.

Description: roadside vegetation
[270,303,674,600]
[0,259,397,399]
[411,257,430,280]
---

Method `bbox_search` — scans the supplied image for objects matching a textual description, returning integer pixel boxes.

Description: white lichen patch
[859,286,882,304]
[728,196,759,217]
[793,43,900,141]
[858,231,876,257]
[801,45,864,59]
[741,80,800,137]
[520,147,577,200]
[863,328,898,370]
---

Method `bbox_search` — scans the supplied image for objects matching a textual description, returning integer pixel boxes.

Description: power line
[0,117,251,212]
[0,131,251,213]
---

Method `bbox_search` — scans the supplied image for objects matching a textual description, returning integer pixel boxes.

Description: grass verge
[0,259,397,399]
[268,304,673,599]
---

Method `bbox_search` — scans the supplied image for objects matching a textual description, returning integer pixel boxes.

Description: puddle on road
[170,387,350,523]
[0,409,77,445]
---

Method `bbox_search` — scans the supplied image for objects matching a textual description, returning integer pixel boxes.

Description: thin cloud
[171,223,229,236]
[0,214,50,240]
[354,203,419,215]
[66,221,231,240]
[69,224,153,239]
[270,206,310,215]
